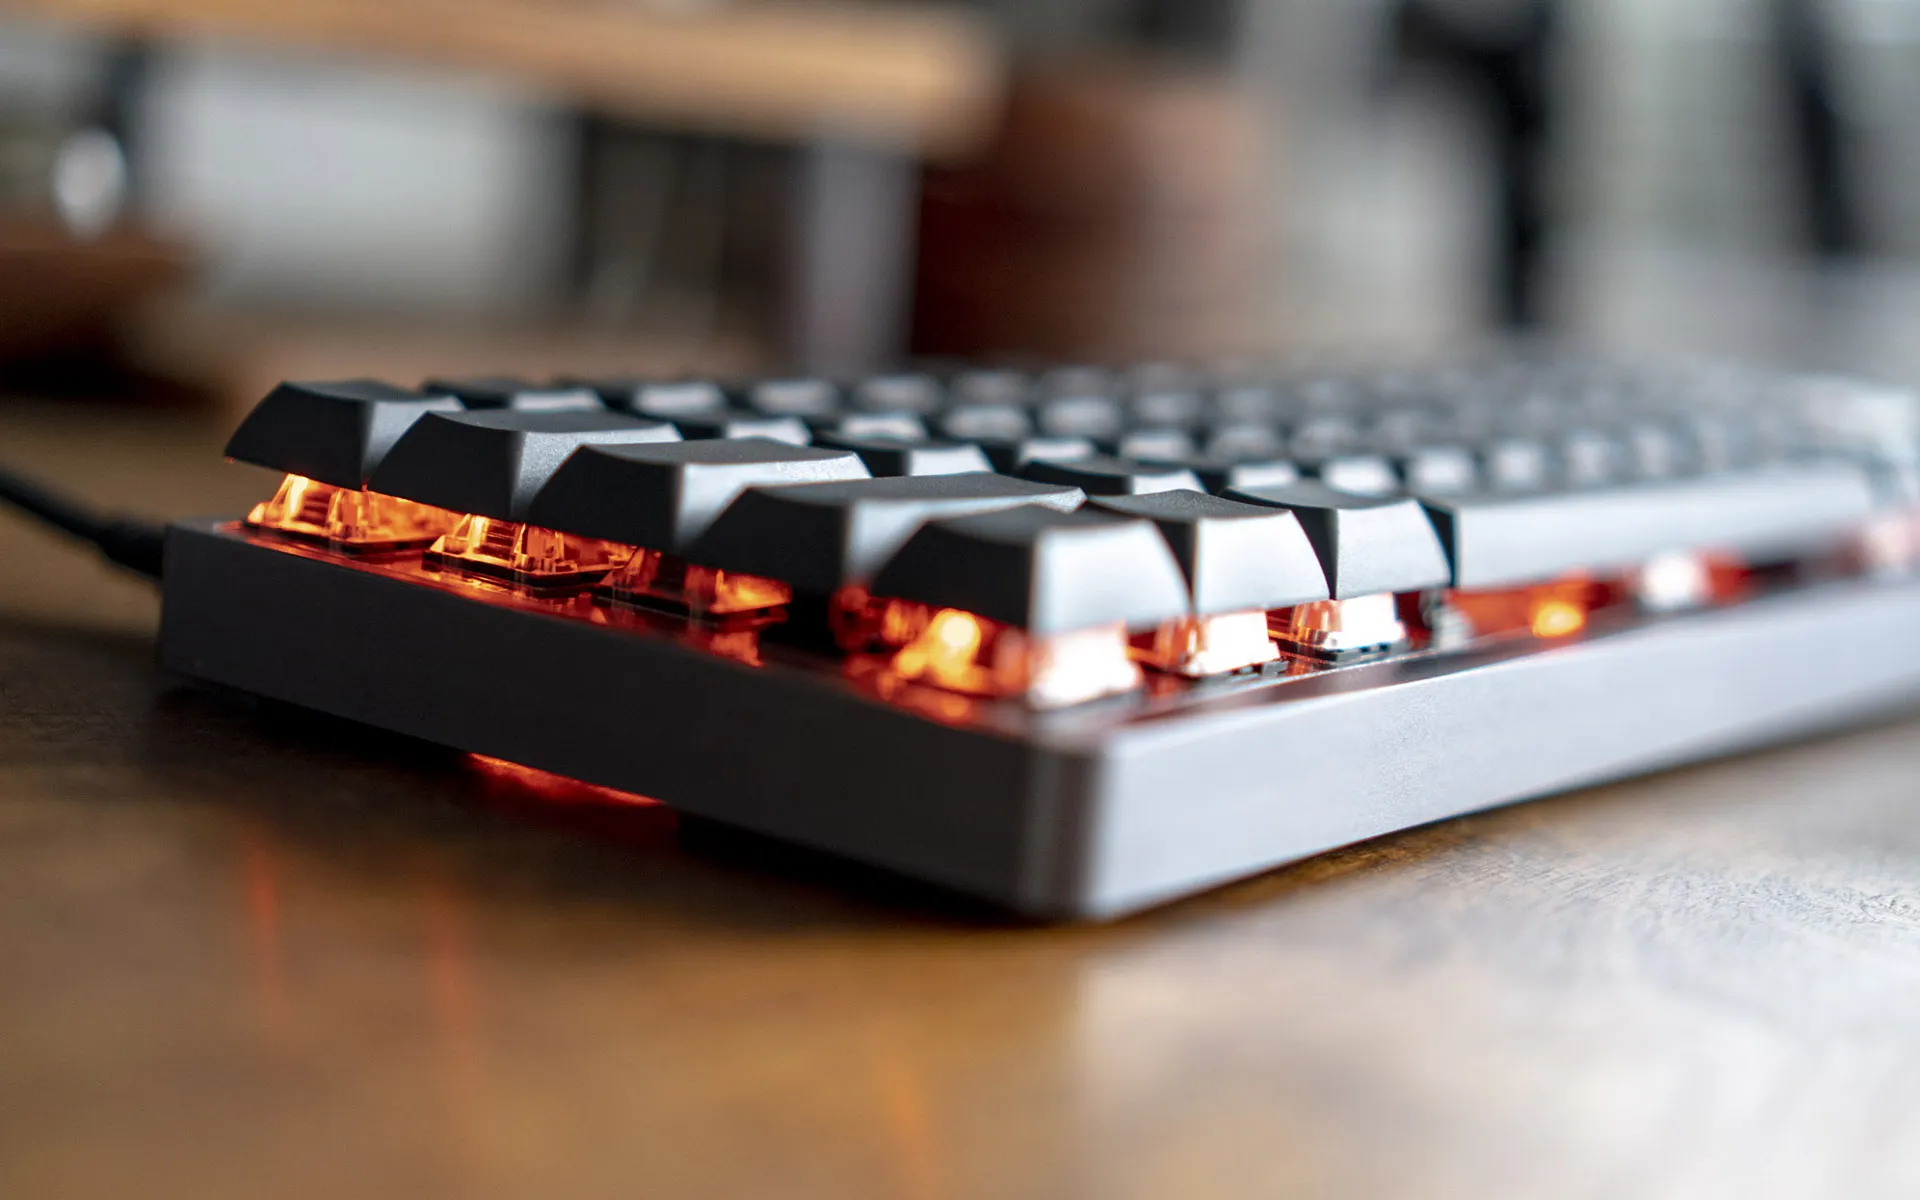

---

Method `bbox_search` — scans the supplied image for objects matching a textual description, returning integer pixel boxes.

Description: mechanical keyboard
[157,352,1920,917]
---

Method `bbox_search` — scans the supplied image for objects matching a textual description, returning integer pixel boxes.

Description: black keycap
[939,405,1032,442]
[1288,379,1366,419]
[1038,395,1124,438]
[1018,455,1204,496]
[1211,384,1283,423]
[1680,413,1764,471]
[561,378,728,419]
[1038,365,1115,398]
[811,434,991,478]
[1290,414,1362,452]
[526,437,869,552]
[949,368,1030,407]
[1419,463,1877,589]
[822,412,930,441]
[689,474,1085,593]
[868,507,1191,635]
[672,413,811,445]
[556,375,647,408]
[1127,361,1201,395]
[1091,491,1329,614]
[970,435,1096,473]
[850,374,943,415]
[1142,455,1298,496]
[1478,437,1552,491]
[1130,390,1204,427]
[1223,481,1452,599]
[732,378,840,418]
[1107,428,1198,461]
[1620,422,1689,478]
[1393,446,1478,495]
[624,381,729,419]
[369,409,681,521]
[224,378,463,489]
[1558,429,1622,486]
[1293,452,1400,496]
[1202,422,1286,461]
[1369,408,1432,453]
[422,376,602,412]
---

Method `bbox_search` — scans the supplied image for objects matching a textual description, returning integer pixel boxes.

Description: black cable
[0,463,166,580]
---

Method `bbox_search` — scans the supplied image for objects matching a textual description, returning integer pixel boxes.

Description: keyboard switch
[1093,492,1330,677]
[850,507,1190,708]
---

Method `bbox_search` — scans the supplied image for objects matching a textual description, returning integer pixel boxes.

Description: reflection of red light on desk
[465,754,663,808]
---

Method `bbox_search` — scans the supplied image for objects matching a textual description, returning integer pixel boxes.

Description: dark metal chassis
[160,520,1920,918]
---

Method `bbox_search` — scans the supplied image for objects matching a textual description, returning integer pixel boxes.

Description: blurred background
[3,0,1920,416]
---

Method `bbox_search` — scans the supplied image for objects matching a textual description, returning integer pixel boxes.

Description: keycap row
[451,370,1826,465]
[223,377,1865,508]
[227,380,1882,634]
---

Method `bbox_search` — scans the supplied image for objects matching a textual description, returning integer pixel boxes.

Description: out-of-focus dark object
[1386,0,1865,333]
[1771,0,1860,259]
[1388,0,1560,329]
[1122,0,1241,60]
[913,57,1273,362]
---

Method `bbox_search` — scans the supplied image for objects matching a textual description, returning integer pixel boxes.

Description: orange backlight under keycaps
[1529,599,1587,638]
[247,474,459,552]
[1132,612,1279,677]
[1447,575,1617,640]
[604,550,792,617]
[427,515,622,588]
[839,590,1140,708]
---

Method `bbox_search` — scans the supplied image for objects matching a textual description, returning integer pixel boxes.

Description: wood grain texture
[3,403,1920,1199]
[2,0,1003,154]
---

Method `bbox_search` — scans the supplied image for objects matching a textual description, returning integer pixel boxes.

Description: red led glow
[1132,611,1279,677]
[427,515,623,588]
[247,474,459,552]
[603,549,792,617]
[832,588,1140,707]
[830,585,933,652]
[1444,574,1623,641]
[1270,593,1410,655]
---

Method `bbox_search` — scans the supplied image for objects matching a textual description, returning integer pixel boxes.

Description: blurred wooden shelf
[124,301,766,418]
[1,0,1003,155]
[0,217,192,359]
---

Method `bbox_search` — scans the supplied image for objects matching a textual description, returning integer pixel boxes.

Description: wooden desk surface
[4,401,1920,1199]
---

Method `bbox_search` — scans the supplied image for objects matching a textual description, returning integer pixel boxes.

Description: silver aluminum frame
[159,520,1920,917]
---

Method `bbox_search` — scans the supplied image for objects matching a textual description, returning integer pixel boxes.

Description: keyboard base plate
[160,520,1920,918]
